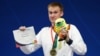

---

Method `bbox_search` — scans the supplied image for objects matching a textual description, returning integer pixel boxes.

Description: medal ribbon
[51,27,58,49]
[53,34,58,49]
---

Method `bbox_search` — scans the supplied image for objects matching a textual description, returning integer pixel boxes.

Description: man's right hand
[16,26,26,48]
[16,26,37,48]
[19,26,26,31]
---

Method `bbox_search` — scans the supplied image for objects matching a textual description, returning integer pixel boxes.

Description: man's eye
[49,12,52,14]
[49,11,58,14]
[54,11,57,14]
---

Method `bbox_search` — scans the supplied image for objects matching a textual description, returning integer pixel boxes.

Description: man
[19,2,87,56]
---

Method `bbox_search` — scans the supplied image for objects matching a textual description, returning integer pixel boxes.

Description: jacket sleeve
[20,44,41,55]
[19,28,43,55]
[69,24,87,55]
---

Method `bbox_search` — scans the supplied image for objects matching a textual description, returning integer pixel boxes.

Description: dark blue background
[0,0,100,56]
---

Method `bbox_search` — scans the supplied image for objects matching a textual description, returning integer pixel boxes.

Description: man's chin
[51,21,55,24]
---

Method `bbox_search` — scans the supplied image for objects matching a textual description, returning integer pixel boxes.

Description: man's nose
[51,13,55,17]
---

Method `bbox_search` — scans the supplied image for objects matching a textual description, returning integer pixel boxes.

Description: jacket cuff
[66,39,73,45]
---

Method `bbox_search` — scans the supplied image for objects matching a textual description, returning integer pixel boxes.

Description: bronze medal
[50,49,57,56]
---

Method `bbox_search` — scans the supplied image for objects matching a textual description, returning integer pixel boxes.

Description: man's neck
[51,23,55,31]
[51,22,54,27]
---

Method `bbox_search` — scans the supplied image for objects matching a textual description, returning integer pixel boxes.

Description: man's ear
[61,11,64,16]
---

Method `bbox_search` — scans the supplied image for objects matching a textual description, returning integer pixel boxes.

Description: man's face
[48,6,63,23]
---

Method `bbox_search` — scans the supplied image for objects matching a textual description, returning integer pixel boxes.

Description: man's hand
[16,26,37,48]
[16,40,37,48]
[33,40,37,44]
[19,26,26,31]
[58,27,69,41]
